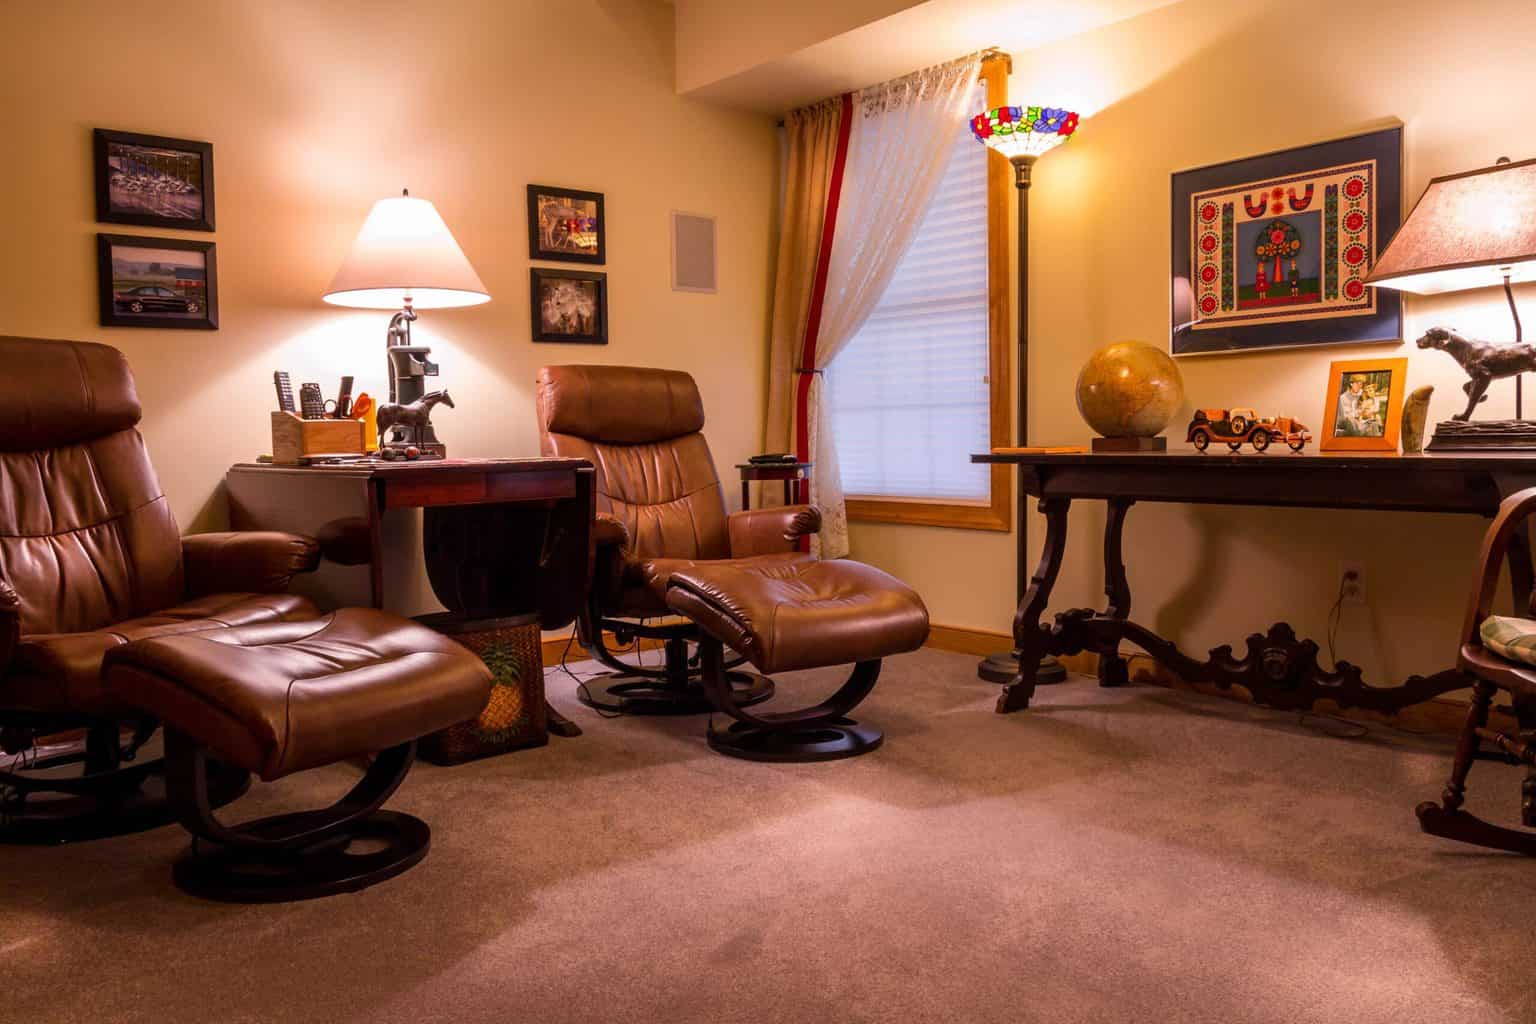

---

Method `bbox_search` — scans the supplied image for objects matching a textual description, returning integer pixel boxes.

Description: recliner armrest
[728,505,822,558]
[0,576,18,675]
[594,512,631,551]
[182,531,321,598]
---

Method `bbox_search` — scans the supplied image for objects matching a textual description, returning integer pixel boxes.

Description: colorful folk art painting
[1190,162,1375,331]
[1170,127,1402,356]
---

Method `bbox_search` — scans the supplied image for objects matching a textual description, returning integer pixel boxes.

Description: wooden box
[270,411,366,464]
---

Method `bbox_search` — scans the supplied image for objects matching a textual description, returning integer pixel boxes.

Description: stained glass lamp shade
[970,105,1080,166]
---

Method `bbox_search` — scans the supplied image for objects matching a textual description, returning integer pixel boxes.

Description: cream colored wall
[0,0,777,614]
[849,0,1536,682]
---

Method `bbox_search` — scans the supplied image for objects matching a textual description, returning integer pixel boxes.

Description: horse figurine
[1416,327,1536,421]
[376,390,455,448]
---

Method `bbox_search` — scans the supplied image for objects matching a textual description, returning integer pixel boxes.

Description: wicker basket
[414,612,547,765]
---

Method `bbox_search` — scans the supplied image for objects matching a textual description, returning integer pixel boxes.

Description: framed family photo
[530,267,607,344]
[1319,357,1407,452]
[97,234,219,330]
[527,184,604,264]
[1171,125,1403,356]
[94,129,215,232]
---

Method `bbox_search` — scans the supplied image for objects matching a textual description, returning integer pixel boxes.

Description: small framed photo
[94,129,215,231]
[531,267,606,344]
[527,184,604,264]
[97,234,218,330]
[1319,356,1407,451]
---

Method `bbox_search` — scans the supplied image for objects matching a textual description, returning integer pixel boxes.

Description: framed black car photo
[97,234,219,330]
[93,129,215,232]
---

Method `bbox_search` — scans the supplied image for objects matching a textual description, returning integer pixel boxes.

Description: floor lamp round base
[977,651,1069,686]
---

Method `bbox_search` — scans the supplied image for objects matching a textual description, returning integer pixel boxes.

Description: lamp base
[977,650,1069,685]
[1426,418,1536,451]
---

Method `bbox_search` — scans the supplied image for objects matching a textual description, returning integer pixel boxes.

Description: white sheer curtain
[805,53,983,557]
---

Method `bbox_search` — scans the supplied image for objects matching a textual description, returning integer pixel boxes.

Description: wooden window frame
[845,53,1012,532]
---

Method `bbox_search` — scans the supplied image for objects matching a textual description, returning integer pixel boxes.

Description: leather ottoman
[665,559,929,761]
[104,609,492,902]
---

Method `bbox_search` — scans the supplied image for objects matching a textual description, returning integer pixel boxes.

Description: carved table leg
[1097,498,1135,688]
[998,497,1071,713]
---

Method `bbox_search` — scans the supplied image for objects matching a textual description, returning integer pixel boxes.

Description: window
[824,59,1010,531]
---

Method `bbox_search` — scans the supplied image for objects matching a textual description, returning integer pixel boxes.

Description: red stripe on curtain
[793,91,855,477]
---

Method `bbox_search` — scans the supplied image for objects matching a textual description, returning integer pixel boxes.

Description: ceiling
[676,0,1181,113]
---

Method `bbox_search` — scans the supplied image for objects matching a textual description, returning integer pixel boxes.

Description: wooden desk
[226,458,594,628]
[969,450,1536,715]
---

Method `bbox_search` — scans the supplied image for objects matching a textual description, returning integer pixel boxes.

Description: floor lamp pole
[976,156,1068,686]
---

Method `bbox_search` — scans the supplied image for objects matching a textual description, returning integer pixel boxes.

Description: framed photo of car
[527,184,604,264]
[1318,356,1408,452]
[93,129,215,232]
[97,234,219,330]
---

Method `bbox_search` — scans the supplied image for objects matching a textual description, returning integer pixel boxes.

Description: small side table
[736,461,812,509]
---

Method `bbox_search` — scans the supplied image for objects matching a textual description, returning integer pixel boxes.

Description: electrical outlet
[1340,561,1366,605]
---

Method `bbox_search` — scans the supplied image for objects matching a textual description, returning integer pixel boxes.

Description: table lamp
[323,190,490,457]
[1366,157,1536,450]
[969,104,1079,687]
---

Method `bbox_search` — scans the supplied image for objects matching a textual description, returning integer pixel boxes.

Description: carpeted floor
[3,648,1534,1023]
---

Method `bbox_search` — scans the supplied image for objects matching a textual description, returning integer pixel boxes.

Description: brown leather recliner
[0,337,321,842]
[537,364,821,713]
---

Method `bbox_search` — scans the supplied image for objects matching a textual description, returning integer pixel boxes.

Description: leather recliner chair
[537,364,821,713]
[0,336,321,842]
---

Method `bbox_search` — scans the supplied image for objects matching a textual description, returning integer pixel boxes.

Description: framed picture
[530,267,607,344]
[1319,356,1408,451]
[94,129,215,231]
[1171,126,1403,356]
[97,234,218,330]
[527,184,604,264]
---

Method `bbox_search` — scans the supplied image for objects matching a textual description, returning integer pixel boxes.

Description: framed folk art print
[1171,126,1404,356]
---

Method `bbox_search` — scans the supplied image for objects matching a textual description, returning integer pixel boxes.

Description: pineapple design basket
[414,612,547,765]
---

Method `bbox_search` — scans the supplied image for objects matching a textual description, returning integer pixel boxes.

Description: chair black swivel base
[0,714,248,845]
[580,615,772,716]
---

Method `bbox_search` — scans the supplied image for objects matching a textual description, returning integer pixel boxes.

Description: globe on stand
[1075,340,1185,452]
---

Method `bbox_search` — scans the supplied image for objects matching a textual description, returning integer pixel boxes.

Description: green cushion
[1480,615,1536,667]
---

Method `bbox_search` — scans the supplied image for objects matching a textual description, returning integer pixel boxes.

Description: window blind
[826,104,991,503]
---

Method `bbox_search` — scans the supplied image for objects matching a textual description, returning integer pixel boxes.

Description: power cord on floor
[555,622,650,719]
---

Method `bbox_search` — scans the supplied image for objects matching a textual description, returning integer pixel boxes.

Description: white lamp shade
[323,193,491,309]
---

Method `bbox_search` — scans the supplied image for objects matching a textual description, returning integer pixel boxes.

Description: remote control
[273,371,296,414]
[299,382,326,420]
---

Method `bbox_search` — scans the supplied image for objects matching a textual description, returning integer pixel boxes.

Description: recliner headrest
[0,337,142,450]
[537,365,705,444]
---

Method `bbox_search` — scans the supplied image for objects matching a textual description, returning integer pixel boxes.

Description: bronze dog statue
[1416,327,1536,421]
[376,389,454,447]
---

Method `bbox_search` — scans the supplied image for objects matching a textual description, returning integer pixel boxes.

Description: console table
[969,450,1536,715]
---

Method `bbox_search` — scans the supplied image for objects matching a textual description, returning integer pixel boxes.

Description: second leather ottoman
[665,559,929,761]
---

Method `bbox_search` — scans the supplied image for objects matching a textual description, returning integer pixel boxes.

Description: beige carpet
[3,648,1534,1023]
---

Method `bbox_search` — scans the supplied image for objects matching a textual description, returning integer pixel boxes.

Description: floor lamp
[969,105,1080,685]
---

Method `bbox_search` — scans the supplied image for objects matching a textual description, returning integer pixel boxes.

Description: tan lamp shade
[323,192,490,309]
[1367,157,1536,295]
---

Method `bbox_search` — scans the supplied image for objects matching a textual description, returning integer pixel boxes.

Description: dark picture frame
[1171,125,1403,356]
[97,233,219,330]
[93,129,215,231]
[530,267,607,344]
[527,184,605,264]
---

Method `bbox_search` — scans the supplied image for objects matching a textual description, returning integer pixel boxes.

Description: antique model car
[1186,407,1311,452]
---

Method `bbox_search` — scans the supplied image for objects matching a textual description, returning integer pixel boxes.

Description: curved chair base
[174,809,431,903]
[166,731,427,903]
[1416,802,1536,857]
[707,717,883,763]
[580,671,772,716]
[0,727,249,846]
